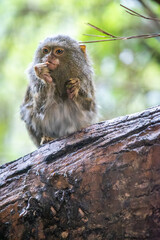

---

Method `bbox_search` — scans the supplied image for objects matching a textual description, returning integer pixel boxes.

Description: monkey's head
[33,35,91,89]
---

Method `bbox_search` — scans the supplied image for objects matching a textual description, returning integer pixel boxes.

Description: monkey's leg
[66,78,80,99]
[40,136,55,145]
[34,63,53,83]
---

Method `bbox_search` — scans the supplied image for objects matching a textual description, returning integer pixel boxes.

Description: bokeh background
[1,0,160,164]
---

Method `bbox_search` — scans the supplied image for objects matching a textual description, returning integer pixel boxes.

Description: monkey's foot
[40,136,55,145]
[34,63,53,83]
[66,78,80,99]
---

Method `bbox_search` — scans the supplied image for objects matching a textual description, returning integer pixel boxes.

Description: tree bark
[0,106,160,240]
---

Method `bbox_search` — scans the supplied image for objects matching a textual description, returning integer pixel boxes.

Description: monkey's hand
[34,63,53,83]
[66,78,80,99]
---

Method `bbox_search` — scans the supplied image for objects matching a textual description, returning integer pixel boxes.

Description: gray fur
[20,35,97,146]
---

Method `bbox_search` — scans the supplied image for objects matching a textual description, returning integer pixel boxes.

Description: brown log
[0,105,160,240]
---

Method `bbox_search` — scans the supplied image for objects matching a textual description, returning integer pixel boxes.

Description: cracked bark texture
[0,105,160,240]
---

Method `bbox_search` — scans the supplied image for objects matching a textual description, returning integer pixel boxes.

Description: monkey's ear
[80,45,86,55]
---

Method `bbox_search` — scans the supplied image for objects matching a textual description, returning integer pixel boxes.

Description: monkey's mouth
[48,61,55,66]
[47,60,59,71]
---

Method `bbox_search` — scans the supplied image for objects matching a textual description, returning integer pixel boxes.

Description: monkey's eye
[42,47,50,54]
[54,48,64,56]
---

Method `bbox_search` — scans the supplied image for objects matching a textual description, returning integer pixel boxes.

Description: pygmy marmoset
[20,35,97,146]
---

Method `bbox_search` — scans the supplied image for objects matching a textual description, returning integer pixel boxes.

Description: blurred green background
[1,0,160,164]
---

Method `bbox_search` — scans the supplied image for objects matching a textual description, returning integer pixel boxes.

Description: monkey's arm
[20,86,43,146]
[66,78,80,99]
[66,77,96,111]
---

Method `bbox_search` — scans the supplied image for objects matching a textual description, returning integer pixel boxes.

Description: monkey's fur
[20,35,97,146]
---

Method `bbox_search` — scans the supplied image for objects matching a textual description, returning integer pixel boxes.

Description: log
[0,105,160,240]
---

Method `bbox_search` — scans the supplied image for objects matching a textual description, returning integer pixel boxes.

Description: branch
[0,105,160,239]
[86,23,117,38]
[80,4,160,44]
[138,0,160,24]
[80,32,160,44]
[120,4,160,21]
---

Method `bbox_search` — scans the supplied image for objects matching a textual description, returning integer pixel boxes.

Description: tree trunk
[0,106,160,240]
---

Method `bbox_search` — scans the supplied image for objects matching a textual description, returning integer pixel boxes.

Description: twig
[80,33,160,44]
[81,5,160,44]
[83,34,108,38]
[120,4,160,21]
[86,23,117,38]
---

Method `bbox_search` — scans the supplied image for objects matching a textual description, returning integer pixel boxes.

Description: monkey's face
[41,46,64,71]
